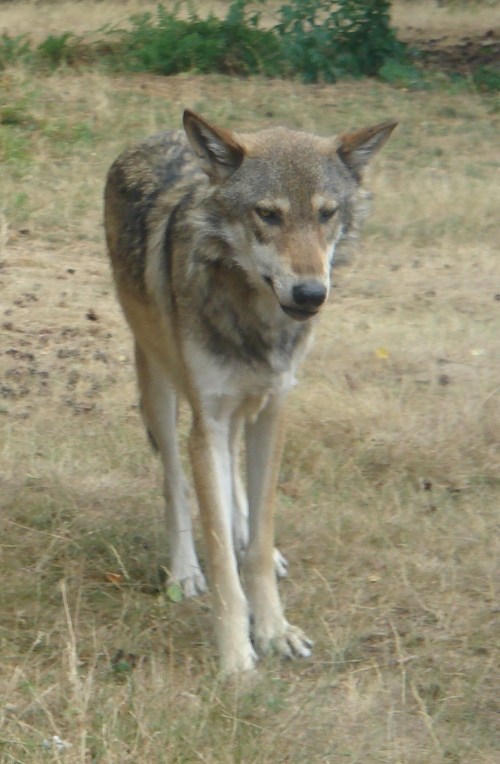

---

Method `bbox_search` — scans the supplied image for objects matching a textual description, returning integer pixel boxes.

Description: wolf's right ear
[183,110,245,182]
[336,120,397,179]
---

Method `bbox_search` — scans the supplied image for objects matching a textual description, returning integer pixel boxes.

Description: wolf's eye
[319,207,337,223]
[255,207,282,225]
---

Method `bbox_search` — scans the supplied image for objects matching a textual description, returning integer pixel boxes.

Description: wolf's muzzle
[278,280,327,321]
[292,280,327,310]
[280,305,318,322]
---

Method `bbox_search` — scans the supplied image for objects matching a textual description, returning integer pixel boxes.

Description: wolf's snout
[292,281,327,310]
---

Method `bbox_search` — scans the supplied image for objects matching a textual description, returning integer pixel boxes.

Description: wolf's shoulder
[106,129,203,203]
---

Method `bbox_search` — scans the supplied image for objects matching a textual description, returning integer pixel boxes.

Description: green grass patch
[0,125,32,163]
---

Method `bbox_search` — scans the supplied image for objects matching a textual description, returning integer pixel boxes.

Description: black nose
[291,280,327,310]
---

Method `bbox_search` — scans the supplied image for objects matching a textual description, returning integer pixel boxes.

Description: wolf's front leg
[135,344,207,597]
[244,395,313,660]
[189,411,257,675]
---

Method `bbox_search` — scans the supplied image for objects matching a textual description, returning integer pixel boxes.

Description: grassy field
[2,2,500,762]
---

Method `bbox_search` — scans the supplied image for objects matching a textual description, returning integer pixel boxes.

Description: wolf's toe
[273,548,288,578]
[286,625,313,658]
[272,625,312,659]
[253,623,313,660]
[171,570,207,599]
[221,645,259,677]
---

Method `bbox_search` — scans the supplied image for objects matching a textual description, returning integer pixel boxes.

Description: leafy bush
[0,31,84,71]
[107,2,283,77]
[0,0,408,82]
[0,33,31,70]
[472,64,500,92]
[276,0,406,82]
[36,33,81,69]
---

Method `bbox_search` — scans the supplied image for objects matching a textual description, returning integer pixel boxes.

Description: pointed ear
[183,109,245,182]
[337,120,397,178]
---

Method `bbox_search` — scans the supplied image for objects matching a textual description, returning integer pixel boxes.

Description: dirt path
[410,29,500,75]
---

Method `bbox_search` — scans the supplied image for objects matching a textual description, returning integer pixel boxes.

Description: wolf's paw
[220,643,258,677]
[182,570,208,598]
[169,568,207,599]
[273,548,288,578]
[254,623,313,660]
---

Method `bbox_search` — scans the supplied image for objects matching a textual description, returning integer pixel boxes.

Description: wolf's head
[183,110,397,322]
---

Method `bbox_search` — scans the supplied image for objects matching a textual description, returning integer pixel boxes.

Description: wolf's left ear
[183,109,245,182]
[337,120,397,178]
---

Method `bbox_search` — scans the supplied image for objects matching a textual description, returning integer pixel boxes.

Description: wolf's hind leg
[231,415,288,578]
[230,415,249,561]
[135,343,207,597]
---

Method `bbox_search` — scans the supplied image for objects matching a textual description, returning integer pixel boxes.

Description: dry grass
[0,0,279,41]
[3,0,500,46]
[0,0,184,40]
[392,0,500,42]
[2,16,500,762]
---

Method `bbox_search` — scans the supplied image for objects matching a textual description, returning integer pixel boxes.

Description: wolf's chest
[183,335,301,413]
[187,281,310,372]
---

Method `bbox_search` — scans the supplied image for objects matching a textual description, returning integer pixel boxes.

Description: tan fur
[104,110,396,674]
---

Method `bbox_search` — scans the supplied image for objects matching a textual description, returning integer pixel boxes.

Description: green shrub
[106,0,405,81]
[0,31,84,72]
[0,33,31,70]
[36,33,81,69]
[276,0,406,81]
[110,2,283,77]
[0,1,408,82]
[472,64,500,92]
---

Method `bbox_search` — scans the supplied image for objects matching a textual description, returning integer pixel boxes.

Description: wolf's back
[104,130,203,297]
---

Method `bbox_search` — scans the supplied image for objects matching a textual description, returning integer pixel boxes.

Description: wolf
[104,109,396,674]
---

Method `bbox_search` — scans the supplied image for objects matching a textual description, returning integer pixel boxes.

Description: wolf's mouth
[280,305,318,322]
[264,277,318,321]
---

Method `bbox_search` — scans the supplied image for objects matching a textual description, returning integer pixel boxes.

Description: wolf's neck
[181,254,312,372]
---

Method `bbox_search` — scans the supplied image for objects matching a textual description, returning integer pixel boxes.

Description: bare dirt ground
[395,0,500,74]
[399,24,500,76]
[1,3,500,763]
[410,30,500,75]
